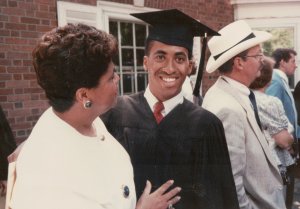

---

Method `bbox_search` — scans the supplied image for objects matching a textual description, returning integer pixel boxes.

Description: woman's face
[89,61,120,115]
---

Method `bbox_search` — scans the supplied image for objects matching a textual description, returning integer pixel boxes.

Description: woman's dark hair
[32,23,118,112]
[272,48,297,68]
[249,57,274,90]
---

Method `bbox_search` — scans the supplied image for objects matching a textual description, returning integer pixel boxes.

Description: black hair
[272,48,297,68]
[32,23,118,112]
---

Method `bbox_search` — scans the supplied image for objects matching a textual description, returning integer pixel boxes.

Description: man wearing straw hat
[202,20,286,209]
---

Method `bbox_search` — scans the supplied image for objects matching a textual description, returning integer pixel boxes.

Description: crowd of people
[0,8,299,209]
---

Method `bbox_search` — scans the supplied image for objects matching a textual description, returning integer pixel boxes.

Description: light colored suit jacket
[202,77,285,209]
[266,70,299,138]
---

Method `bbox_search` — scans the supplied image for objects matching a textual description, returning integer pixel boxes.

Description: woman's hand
[136,180,181,209]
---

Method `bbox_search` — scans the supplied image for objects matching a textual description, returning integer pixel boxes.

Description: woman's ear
[75,88,89,103]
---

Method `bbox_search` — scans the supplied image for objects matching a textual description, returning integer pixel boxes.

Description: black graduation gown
[0,105,16,180]
[101,92,239,209]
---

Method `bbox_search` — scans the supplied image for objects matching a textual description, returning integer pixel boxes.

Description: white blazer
[202,77,285,209]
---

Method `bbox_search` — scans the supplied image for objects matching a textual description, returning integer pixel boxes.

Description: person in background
[294,81,300,126]
[250,56,295,184]
[102,9,239,209]
[181,58,197,103]
[202,20,286,208]
[266,48,299,141]
[0,105,17,209]
[8,23,180,209]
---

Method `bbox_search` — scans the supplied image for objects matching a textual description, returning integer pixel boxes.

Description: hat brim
[206,31,272,73]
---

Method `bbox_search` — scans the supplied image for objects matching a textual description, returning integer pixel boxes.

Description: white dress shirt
[144,85,184,117]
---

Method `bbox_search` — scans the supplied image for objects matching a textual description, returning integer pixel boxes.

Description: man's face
[240,45,264,86]
[281,53,297,76]
[143,41,192,101]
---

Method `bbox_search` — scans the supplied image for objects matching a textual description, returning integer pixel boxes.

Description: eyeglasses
[242,54,264,60]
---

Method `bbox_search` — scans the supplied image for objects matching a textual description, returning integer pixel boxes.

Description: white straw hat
[206,20,272,73]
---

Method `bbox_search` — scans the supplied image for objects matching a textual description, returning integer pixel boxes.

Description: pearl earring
[84,100,92,109]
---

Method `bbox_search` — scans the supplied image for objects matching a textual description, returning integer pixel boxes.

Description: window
[109,20,149,94]
[57,1,157,95]
[258,27,295,87]
[231,0,300,88]
[247,20,298,89]
[57,1,202,94]
[97,1,157,95]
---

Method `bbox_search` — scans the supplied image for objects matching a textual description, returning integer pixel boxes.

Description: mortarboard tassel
[193,33,207,105]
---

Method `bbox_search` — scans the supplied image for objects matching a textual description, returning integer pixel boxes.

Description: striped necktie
[153,101,164,124]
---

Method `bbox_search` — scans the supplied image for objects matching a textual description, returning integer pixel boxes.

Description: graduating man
[101,9,238,209]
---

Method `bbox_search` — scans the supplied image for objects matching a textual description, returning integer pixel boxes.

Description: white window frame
[245,18,299,88]
[97,1,156,94]
[231,0,300,87]
[57,1,157,95]
[57,1,202,94]
[57,1,99,27]
[97,1,157,31]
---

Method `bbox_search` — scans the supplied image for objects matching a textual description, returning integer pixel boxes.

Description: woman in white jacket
[8,23,180,209]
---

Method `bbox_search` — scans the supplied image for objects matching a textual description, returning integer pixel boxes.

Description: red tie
[153,101,164,124]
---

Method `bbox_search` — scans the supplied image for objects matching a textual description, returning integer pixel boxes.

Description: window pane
[109,21,118,38]
[121,22,133,46]
[109,19,149,95]
[137,66,145,72]
[123,73,135,94]
[135,23,146,46]
[137,73,147,92]
[113,54,120,66]
[122,48,134,66]
[256,27,294,87]
[136,49,144,66]
[259,27,294,56]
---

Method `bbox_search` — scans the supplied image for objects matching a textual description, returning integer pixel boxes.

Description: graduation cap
[130,9,220,103]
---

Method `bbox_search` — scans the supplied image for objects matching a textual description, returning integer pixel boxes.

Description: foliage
[255,27,294,56]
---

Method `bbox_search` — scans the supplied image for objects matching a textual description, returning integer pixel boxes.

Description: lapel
[279,76,294,104]
[216,77,279,170]
[278,75,298,132]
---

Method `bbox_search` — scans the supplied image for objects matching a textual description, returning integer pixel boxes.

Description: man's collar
[144,85,184,115]
[274,69,289,83]
[222,75,250,96]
